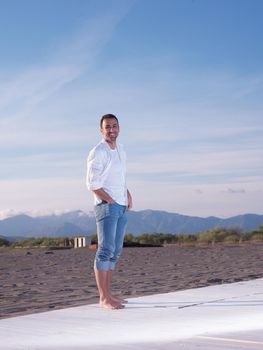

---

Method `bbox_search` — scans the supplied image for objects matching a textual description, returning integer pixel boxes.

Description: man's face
[101,118,120,143]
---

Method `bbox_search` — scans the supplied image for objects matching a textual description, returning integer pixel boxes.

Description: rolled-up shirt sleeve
[86,149,104,191]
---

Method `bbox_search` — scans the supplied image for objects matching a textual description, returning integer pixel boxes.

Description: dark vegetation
[1,224,263,248]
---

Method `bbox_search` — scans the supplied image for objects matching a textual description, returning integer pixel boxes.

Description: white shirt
[86,139,127,205]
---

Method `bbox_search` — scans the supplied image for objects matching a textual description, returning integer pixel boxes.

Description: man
[86,114,132,309]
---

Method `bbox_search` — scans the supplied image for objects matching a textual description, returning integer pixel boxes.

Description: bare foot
[100,297,125,310]
[111,295,128,304]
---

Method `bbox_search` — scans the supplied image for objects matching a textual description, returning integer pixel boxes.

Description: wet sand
[1,243,263,319]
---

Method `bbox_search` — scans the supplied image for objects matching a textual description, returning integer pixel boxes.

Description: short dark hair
[100,114,119,128]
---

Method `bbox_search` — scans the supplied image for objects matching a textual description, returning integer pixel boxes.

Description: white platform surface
[1,278,263,349]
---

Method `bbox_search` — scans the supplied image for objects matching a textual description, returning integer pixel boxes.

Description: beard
[107,133,118,141]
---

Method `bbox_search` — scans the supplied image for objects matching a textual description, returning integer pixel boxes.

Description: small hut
[73,236,91,248]
[62,236,91,248]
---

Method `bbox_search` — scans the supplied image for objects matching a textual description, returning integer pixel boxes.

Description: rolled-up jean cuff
[109,261,116,270]
[94,260,112,271]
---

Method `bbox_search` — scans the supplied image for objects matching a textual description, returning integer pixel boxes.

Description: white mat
[1,278,263,349]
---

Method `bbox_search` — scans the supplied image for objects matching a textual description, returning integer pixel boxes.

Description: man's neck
[105,139,116,150]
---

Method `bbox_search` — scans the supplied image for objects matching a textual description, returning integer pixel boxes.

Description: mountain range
[0,210,263,240]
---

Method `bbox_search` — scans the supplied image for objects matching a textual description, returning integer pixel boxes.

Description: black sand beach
[1,244,263,319]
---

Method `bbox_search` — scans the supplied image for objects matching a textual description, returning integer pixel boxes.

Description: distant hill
[0,210,262,239]
[0,211,95,238]
[126,210,263,235]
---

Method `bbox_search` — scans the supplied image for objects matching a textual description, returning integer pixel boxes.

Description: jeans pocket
[94,202,110,221]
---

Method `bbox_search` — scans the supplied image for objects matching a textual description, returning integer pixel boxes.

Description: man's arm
[127,190,133,210]
[94,188,133,209]
[93,188,115,204]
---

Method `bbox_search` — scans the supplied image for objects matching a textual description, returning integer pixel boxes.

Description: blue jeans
[94,201,127,271]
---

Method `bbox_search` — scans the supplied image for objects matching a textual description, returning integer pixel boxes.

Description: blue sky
[0,0,262,218]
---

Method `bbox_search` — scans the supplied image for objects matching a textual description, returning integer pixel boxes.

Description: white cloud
[129,179,263,217]
[0,65,82,122]
[0,121,98,149]
[128,148,263,181]
[0,5,132,124]
[0,208,88,220]
[0,209,23,220]
[0,2,262,217]
[225,188,246,194]
[0,177,92,214]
